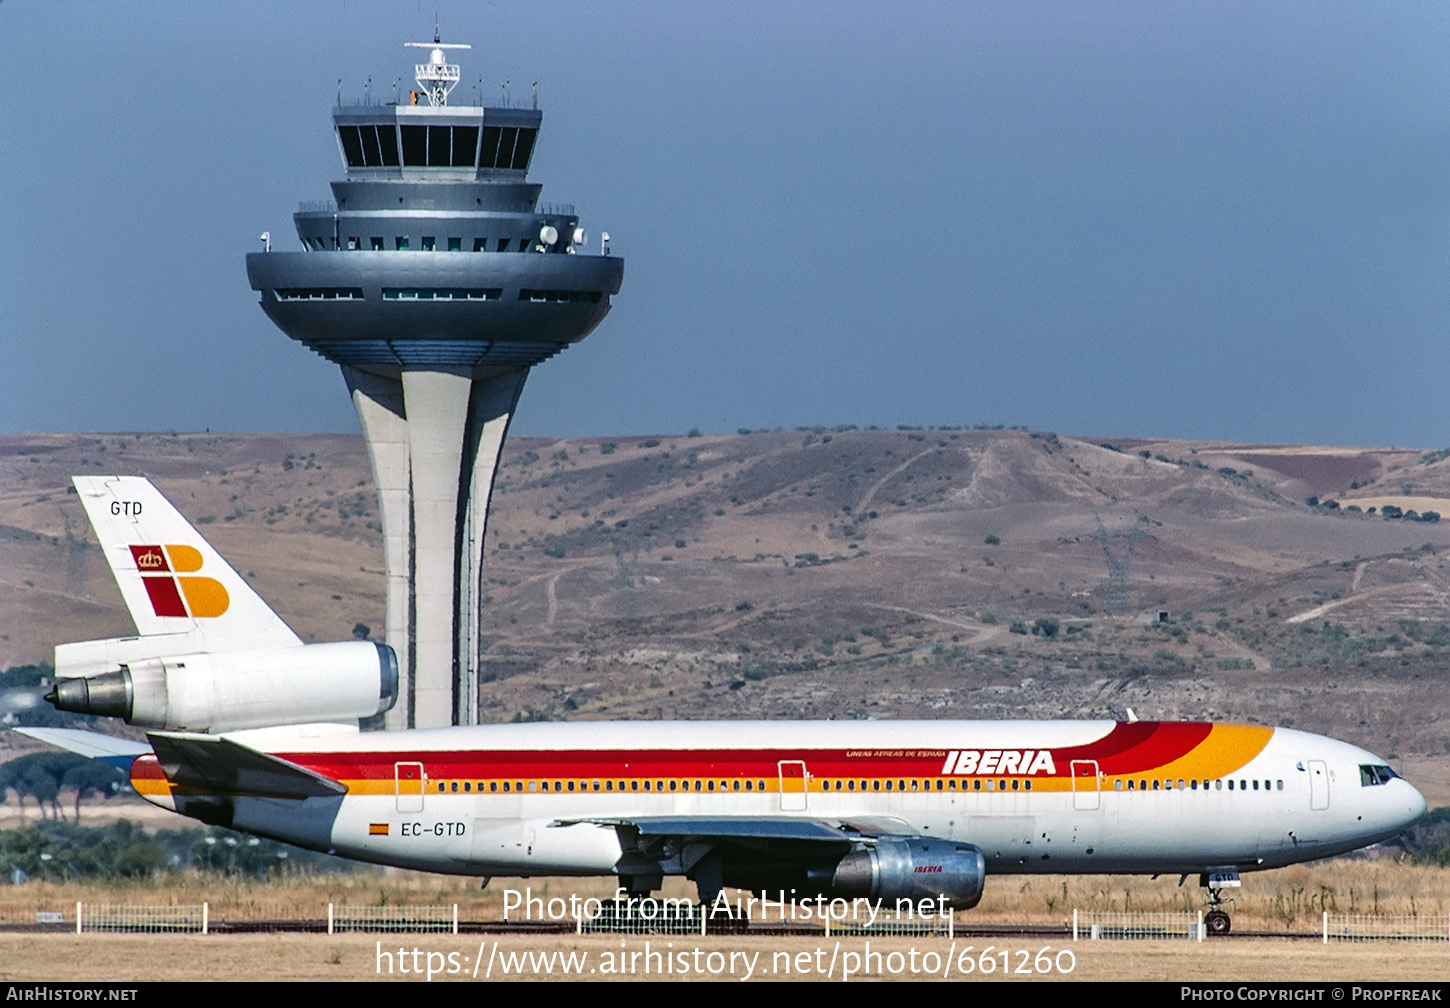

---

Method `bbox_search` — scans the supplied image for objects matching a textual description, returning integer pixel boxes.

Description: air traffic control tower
[246,38,624,729]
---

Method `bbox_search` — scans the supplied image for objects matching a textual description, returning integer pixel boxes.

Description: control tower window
[395,236,410,250]
[448,237,462,252]
[452,126,479,168]
[347,236,360,251]
[511,128,537,170]
[422,236,435,251]
[478,127,534,171]
[399,125,480,168]
[401,125,425,166]
[360,126,383,167]
[377,126,400,166]
[479,126,502,168]
[339,126,365,167]
[427,126,451,166]
[474,238,487,252]
[371,237,384,251]
[338,125,401,168]
[495,127,519,169]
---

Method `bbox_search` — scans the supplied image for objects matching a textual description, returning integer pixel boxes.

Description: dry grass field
[3,932,1449,982]
[2,861,1445,932]
[1,863,1447,982]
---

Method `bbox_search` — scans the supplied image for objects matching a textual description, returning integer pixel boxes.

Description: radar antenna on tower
[405,30,470,107]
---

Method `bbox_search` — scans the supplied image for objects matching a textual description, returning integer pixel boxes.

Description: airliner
[23,477,1426,935]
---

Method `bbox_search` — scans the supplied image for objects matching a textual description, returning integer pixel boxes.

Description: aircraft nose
[1400,780,1428,831]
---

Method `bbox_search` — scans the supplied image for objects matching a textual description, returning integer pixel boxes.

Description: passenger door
[395,761,425,813]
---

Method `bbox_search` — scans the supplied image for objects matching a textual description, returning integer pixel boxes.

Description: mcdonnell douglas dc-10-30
[25,477,1425,934]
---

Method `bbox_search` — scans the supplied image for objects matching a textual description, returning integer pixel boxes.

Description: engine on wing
[47,640,398,732]
[815,837,987,910]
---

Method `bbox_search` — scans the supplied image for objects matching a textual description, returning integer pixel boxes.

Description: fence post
[453,904,459,935]
[1072,908,1078,941]
[328,902,334,936]
[1197,911,1203,942]
[1322,911,1328,944]
[75,901,82,936]
[202,902,209,936]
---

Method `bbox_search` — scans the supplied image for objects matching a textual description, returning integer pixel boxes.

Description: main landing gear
[1200,871,1240,936]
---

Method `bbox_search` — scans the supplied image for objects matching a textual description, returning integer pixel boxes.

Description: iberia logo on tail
[128,545,230,618]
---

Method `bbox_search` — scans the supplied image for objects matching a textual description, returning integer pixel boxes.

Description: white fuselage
[133,719,1426,883]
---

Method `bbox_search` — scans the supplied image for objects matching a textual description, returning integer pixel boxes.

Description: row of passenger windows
[437,778,773,794]
[302,237,552,253]
[425,776,1284,795]
[1114,778,1284,792]
[337,124,537,172]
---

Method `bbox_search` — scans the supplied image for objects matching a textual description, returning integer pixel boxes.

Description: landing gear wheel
[1205,910,1231,935]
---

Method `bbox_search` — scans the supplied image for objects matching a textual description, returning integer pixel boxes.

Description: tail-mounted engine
[47,640,398,732]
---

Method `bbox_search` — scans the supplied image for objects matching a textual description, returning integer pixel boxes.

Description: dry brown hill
[3,427,1448,795]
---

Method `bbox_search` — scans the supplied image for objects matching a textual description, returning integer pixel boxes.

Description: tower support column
[343,365,528,729]
[343,366,412,729]
[456,370,528,725]
[400,368,474,730]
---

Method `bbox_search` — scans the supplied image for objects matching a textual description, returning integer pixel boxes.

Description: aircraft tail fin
[71,476,300,653]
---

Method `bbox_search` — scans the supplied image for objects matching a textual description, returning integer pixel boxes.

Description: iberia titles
[940,749,1057,776]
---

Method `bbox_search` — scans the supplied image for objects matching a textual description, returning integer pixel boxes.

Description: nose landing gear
[1200,870,1240,936]
[1205,908,1232,935]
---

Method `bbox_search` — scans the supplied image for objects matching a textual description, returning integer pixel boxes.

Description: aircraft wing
[556,814,896,884]
[561,816,858,844]
[13,727,152,770]
[148,732,346,799]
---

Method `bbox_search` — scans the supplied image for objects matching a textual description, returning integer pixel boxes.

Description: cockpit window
[1359,764,1399,787]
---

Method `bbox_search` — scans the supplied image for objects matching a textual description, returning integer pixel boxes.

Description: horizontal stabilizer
[14,727,152,770]
[148,732,346,799]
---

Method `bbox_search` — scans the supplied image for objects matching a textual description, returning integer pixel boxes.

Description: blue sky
[5,2,1450,445]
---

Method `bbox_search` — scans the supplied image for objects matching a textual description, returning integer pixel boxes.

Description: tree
[61,760,126,821]
[0,752,100,821]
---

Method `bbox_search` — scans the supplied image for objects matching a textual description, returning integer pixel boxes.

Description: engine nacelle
[47,641,397,732]
[823,837,986,910]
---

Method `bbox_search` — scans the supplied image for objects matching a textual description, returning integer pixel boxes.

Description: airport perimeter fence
[328,903,458,934]
[574,900,956,937]
[5,900,952,936]
[6,902,1448,941]
[77,902,210,934]
[1072,909,1205,942]
[1322,913,1450,943]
